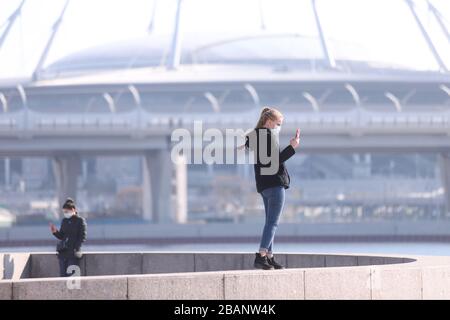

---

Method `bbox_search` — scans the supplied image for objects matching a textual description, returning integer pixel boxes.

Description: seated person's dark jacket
[52,214,87,258]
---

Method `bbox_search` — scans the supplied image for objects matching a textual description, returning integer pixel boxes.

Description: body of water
[1,242,449,256]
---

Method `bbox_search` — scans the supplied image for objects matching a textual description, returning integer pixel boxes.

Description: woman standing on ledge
[49,198,87,277]
[242,107,300,270]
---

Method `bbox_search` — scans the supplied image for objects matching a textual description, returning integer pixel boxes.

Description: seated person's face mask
[63,210,73,219]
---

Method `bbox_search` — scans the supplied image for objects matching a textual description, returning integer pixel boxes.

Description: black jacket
[52,214,87,258]
[245,128,296,193]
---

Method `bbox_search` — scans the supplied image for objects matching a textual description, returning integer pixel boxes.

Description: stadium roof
[39,33,448,82]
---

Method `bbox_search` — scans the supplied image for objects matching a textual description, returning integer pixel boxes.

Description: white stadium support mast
[0,0,26,50]
[405,0,448,73]
[32,0,70,81]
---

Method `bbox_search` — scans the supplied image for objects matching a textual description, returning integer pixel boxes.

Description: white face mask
[63,211,73,219]
[271,125,281,137]
[272,125,281,135]
[270,126,281,145]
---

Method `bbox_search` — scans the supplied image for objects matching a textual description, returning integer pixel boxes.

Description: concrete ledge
[287,254,325,268]
[3,251,450,299]
[85,253,142,276]
[30,254,87,278]
[357,256,385,266]
[194,253,246,272]
[325,255,358,267]
[143,253,195,274]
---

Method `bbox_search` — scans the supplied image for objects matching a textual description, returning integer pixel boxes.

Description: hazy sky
[0,0,449,79]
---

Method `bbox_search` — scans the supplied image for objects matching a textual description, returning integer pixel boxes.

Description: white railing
[1,107,450,136]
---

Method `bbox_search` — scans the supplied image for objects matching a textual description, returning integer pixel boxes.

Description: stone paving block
[128,273,224,299]
[422,266,450,299]
[305,267,371,299]
[0,281,12,300]
[13,276,128,300]
[371,267,421,300]
[224,270,304,299]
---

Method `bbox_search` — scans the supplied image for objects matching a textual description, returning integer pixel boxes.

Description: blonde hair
[255,106,283,129]
[242,107,284,150]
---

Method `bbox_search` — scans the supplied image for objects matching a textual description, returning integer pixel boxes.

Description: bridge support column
[81,159,88,185]
[141,154,154,222]
[142,149,187,223]
[352,153,371,178]
[438,152,450,214]
[173,152,187,223]
[4,157,10,188]
[438,152,450,215]
[52,155,81,210]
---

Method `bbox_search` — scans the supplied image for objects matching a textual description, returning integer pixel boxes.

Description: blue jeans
[58,256,81,277]
[259,186,285,253]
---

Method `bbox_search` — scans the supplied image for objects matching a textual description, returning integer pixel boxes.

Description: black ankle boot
[267,256,285,269]
[254,252,274,270]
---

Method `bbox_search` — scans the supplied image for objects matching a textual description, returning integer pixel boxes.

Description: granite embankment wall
[1,252,450,299]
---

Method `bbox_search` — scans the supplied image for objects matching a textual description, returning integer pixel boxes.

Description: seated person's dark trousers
[58,256,81,277]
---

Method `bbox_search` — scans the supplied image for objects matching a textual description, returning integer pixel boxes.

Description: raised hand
[290,128,301,148]
[49,222,57,234]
